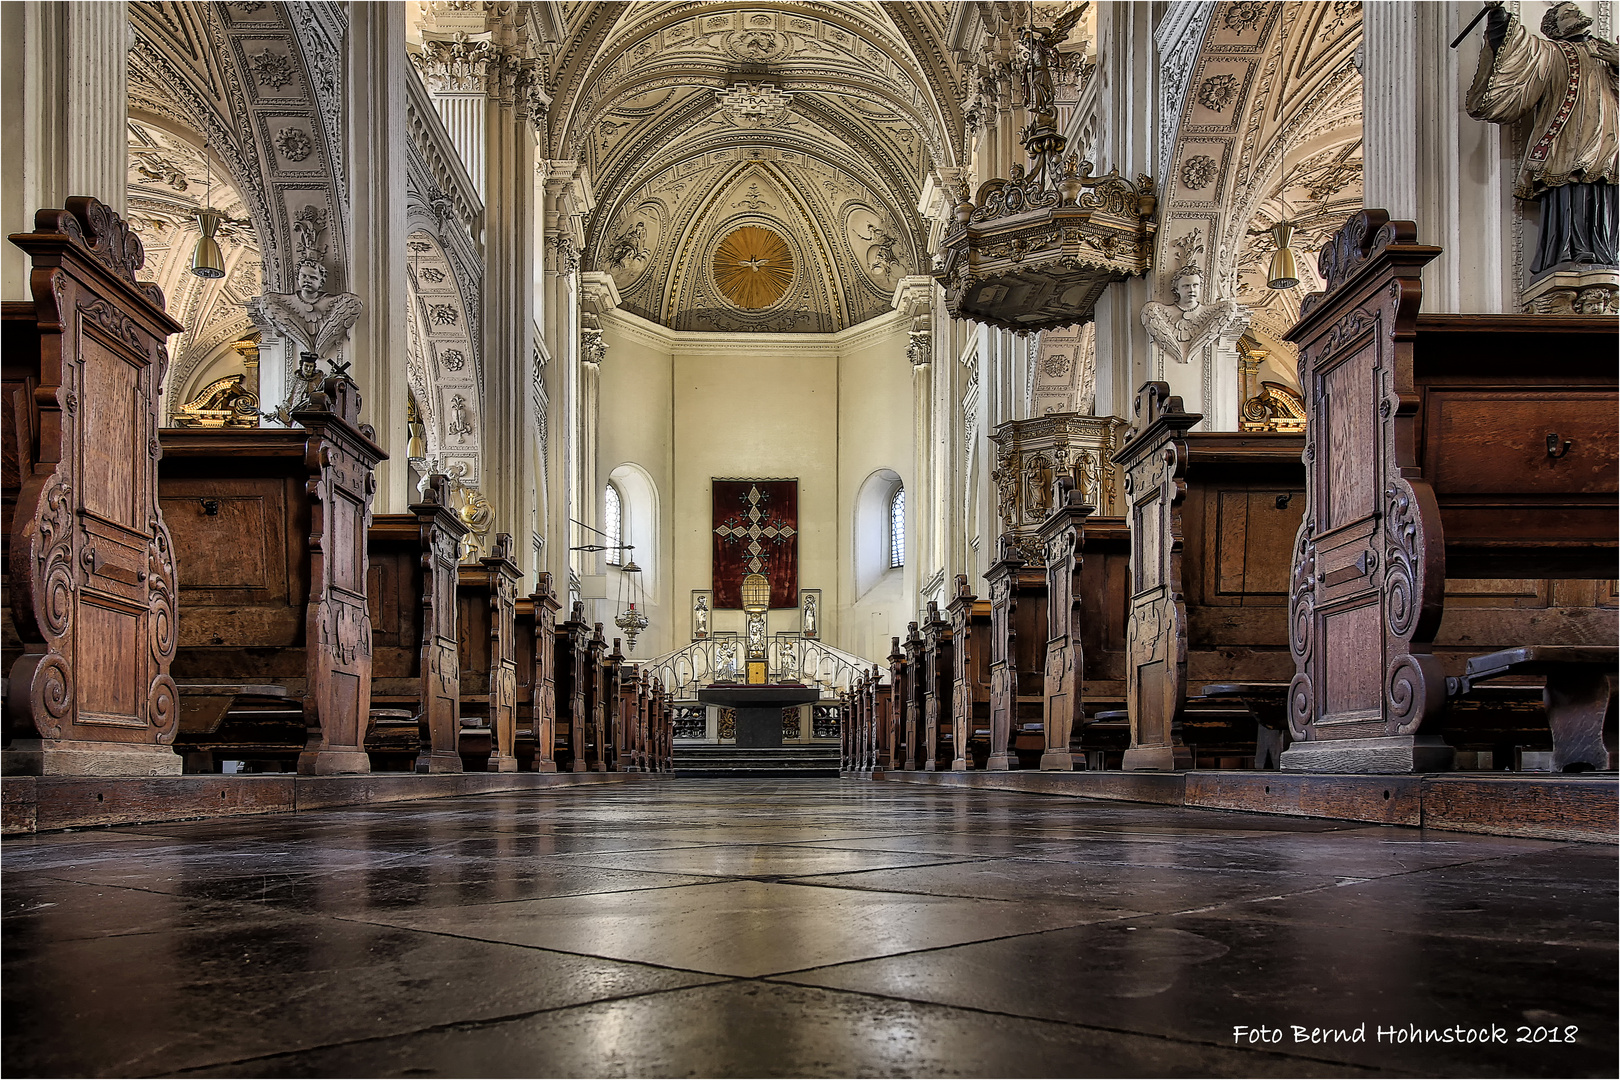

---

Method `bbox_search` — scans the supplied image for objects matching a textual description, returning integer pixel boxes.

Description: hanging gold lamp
[190,207,226,279]
[1266,220,1299,290]
[190,141,227,279]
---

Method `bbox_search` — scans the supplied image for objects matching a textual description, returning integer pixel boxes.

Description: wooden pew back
[367,475,467,773]
[5,199,185,775]
[161,376,385,775]
[1283,211,1618,772]
[456,533,520,772]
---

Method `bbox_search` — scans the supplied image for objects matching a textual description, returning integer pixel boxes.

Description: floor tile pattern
[4,780,1614,1077]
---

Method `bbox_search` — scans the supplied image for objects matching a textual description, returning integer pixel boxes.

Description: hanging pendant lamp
[190,142,226,279]
[1267,220,1300,290]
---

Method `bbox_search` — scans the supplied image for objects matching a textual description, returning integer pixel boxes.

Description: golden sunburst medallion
[713,226,794,309]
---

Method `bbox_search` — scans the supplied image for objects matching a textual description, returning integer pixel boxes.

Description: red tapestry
[712,479,798,609]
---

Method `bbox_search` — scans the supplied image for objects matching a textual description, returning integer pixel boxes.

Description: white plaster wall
[837,323,913,665]
[596,313,913,669]
[596,322,675,658]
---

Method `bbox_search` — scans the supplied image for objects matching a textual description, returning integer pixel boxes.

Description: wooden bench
[160,377,386,775]
[921,602,954,771]
[885,636,908,770]
[947,576,993,770]
[512,573,562,773]
[554,600,590,772]
[1446,646,1617,772]
[985,537,1049,770]
[367,475,468,773]
[901,622,926,769]
[1113,382,1305,771]
[4,198,186,776]
[1036,478,1094,770]
[455,534,520,772]
[1282,211,1618,772]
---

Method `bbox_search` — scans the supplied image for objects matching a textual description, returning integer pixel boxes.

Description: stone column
[413,6,542,566]
[345,0,411,512]
[1362,1,1517,313]
[1090,0,1160,420]
[2,1,129,299]
[894,276,935,613]
[541,163,585,594]
[577,271,618,625]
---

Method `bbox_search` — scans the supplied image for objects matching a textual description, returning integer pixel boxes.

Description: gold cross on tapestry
[711,479,799,609]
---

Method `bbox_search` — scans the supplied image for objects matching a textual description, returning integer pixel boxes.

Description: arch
[854,467,904,599]
[1155,0,1364,411]
[404,227,483,487]
[123,114,264,423]
[128,1,348,294]
[607,462,660,593]
[604,481,624,566]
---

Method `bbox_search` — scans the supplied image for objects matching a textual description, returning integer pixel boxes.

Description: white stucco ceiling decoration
[126,118,264,421]
[545,2,963,333]
[1158,0,1363,368]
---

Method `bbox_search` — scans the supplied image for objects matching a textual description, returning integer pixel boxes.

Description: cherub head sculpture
[1170,262,1205,313]
[294,260,328,305]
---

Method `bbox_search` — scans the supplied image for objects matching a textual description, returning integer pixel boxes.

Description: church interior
[2,1,1616,1076]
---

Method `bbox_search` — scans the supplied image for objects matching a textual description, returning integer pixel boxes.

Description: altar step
[672,744,842,778]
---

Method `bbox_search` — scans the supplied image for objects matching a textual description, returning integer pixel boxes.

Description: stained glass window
[604,483,623,565]
[889,485,905,568]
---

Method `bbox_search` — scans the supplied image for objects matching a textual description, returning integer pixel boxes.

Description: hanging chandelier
[613,557,649,653]
[933,20,1157,333]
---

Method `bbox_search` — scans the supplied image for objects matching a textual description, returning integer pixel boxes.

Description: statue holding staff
[1464,1,1618,272]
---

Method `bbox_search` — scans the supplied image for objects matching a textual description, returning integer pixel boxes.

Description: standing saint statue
[1466,1,1618,272]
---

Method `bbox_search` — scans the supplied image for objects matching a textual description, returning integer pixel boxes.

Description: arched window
[889,485,905,568]
[604,482,623,566]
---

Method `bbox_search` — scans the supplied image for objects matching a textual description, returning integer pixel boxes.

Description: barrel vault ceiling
[547,1,965,333]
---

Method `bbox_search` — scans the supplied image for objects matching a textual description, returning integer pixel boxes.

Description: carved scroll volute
[1284,212,1447,748]
[7,198,185,758]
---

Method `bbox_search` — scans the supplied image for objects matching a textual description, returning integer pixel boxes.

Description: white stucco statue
[1140,262,1243,365]
[247,260,364,361]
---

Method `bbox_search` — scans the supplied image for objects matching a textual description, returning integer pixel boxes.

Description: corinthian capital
[411,32,514,95]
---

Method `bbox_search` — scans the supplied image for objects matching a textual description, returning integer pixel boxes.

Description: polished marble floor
[3,780,1615,1078]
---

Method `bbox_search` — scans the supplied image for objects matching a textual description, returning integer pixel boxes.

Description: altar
[697,685,820,747]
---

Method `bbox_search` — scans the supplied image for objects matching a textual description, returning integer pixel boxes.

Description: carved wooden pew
[615,659,642,771]
[1071,516,1133,768]
[512,572,562,773]
[1113,382,1305,771]
[554,601,590,772]
[580,623,608,770]
[947,576,993,770]
[900,622,925,769]
[602,637,627,772]
[921,602,953,771]
[872,666,892,771]
[1036,478,1095,770]
[648,678,670,772]
[4,199,185,776]
[885,637,906,770]
[1283,211,1619,772]
[455,534,520,772]
[984,537,1049,769]
[160,377,385,775]
[366,475,467,773]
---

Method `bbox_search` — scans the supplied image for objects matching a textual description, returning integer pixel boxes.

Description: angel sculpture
[1139,262,1241,365]
[1017,5,1085,122]
[247,259,363,362]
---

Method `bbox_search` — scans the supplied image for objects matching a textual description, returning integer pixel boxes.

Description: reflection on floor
[3,780,1615,1078]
